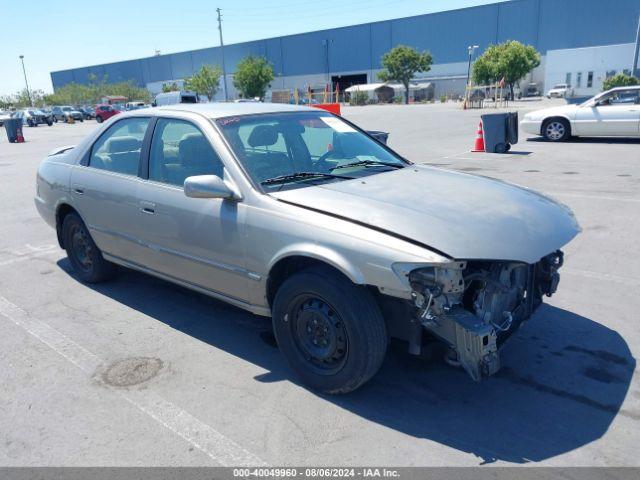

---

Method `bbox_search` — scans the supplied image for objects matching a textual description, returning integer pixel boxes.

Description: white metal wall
[545,43,636,97]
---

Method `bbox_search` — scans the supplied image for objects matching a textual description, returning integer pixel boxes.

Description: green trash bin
[481,112,518,153]
[4,118,23,143]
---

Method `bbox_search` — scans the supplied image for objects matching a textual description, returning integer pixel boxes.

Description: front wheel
[62,212,116,283]
[542,118,570,142]
[96,116,103,123]
[272,266,388,394]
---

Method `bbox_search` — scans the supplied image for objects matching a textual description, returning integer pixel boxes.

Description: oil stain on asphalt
[102,357,164,387]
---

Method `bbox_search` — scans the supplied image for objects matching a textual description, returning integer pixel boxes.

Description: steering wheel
[315,149,340,171]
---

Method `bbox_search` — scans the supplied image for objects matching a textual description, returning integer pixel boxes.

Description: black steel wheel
[272,266,387,394]
[289,295,349,375]
[62,212,116,283]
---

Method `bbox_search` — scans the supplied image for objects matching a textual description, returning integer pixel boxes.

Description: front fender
[269,243,366,285]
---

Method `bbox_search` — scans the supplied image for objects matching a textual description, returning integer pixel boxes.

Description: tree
[233,56,274,100]
[472,40,540,99]
[602,73,639,91]
[44,78,150,105]
[378,45,433,104]
[184,65,222,101]
[0,88,46,108]
[162,82,180,93]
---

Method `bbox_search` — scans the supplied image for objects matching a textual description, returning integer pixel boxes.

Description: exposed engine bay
[407,251,563,380]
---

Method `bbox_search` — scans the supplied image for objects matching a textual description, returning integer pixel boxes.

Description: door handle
[140,200,156,215]
[72,184,84,195]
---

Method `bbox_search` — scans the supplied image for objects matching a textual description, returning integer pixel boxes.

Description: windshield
[553,84,567,89]
[62,107,72,111]
[216,111,407,191]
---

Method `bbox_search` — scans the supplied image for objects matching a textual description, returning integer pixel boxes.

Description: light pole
[464,45,479,108]
[466,45,479,90]
[19,55,33,107]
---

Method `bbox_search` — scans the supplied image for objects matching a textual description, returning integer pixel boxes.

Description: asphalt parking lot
[0,100,639,467]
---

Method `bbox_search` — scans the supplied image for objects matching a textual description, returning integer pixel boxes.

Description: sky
[0,0,502,95]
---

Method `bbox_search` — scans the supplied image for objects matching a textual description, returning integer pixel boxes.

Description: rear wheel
[62,212,116,283]
[542,118,570,142]
[272,266,388,394]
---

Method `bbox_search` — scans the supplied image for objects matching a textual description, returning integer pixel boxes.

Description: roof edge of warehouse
[50,0,515,74]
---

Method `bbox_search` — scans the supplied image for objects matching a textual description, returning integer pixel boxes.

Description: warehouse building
[50,0,640,100]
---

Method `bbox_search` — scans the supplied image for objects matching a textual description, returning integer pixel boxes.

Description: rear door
[70,116,152,261]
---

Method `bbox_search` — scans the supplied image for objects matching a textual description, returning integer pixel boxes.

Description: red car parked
[94,104,121,123]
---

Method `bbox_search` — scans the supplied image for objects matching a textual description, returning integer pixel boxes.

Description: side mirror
[184,175,240,200]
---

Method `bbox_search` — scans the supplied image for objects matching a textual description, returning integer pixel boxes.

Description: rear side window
[89,117,150,175]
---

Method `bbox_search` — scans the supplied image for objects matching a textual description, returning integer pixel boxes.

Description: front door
[135,117,249,302]
[574,89,640,136]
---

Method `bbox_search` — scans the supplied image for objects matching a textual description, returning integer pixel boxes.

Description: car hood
[271,165,580,263]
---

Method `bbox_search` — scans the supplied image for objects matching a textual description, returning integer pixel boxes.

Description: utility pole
[217,7,228,101]
[633,14,640,77]
[19,55,33,107]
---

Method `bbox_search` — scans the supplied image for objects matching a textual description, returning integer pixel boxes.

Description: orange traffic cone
[471,121,485,152]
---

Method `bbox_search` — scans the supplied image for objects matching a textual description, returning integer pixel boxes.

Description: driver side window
[599,90,639,106]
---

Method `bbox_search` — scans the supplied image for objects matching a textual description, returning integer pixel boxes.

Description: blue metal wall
[51,0,640,89]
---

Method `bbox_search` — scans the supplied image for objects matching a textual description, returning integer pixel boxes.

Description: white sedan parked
[521,86,640,141]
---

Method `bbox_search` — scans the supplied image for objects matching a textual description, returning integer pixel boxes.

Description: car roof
[154,102,316,119]
[609,85,640,91]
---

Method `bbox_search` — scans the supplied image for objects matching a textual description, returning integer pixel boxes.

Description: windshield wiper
[332,159,404,170]
[260,171,354,186]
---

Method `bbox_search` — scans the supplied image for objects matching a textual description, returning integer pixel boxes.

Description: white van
[153,91,198,107]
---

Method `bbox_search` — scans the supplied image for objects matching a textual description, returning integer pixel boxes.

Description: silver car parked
[35,103,580,393]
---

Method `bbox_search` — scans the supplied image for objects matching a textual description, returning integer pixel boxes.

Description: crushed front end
[406,252,563,380]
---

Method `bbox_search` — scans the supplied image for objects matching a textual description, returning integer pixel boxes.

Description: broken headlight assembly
[400,251,564,381]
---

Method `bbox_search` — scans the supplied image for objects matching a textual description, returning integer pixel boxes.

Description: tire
[62,212,116,283]
[27,119,34,127]
[542,118,570,142]
[47,120,53,126]
[80,118,84,122]
[96,115,103,123]
[272,266,388,394]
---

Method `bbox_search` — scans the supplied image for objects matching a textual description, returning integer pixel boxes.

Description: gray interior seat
[102,136,142,175]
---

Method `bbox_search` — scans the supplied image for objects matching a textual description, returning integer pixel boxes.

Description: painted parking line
[0,244,60,267]
[0,294,267,467]
[563,268,640,288]
[547,192,640,204]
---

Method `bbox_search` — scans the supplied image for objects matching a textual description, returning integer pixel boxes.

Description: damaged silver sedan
[35,103,580,393]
